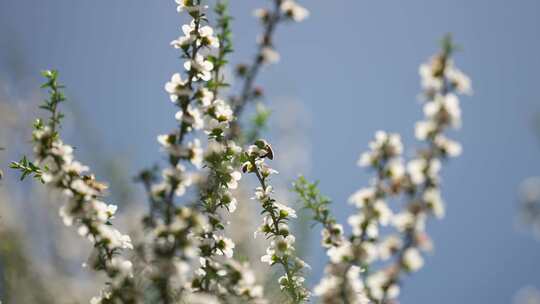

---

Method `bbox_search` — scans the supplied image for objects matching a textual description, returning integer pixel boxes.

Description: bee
[82,174,108,193]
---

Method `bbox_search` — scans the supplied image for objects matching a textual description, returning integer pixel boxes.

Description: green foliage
[440,33,463,58]
[293,176,335,227]
[9,70,66,182]
[9,155,44,182]
[207,0,233,94]
[40,70,65,132]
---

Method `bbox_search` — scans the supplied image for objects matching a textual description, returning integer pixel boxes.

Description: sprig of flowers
[12,70,139,304]
[311,35,471,304]
[351,131,405,302]
[146,1,219,302]
[243,139,310,303]
[141,1,266,302]
[172,2,268,301]
[229,0,308,140]
[375,34,471,302]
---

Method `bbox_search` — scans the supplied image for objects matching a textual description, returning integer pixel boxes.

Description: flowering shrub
[9,1,471,303]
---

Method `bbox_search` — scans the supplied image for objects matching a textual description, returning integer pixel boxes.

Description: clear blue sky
[1,1,540,303]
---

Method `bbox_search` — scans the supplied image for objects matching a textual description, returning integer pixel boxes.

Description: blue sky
[2,1,540,303]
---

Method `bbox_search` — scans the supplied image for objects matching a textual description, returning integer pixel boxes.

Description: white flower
[327,241,353,263]
[415,120,437,140]
[227,197,237,213]
[280,0,309,22]
[184,54,214,81]
[358,242,378,264]
[407,158,440,185]
[175,105,204,130]
[272,235,295,257]
[98,224,134,250]
[446,65,472,95]
[347,213,379,238]
[162,163,185,182]
[423,188,445,218]
[254,185,272,200]
[372,131,403,155]
[110,257,133,275]
[174,22,219,49]
[347,265,368,297]
[261,47,280,64]
[90,296,103,304]
[387,158,405,181]
[313,275,341,297]
[157,134,173,148]
[197,87,214,107]
[227,170,242,189]
[424,93,462,128]
[261,234,297,264]
[274,202,297,218]
[434,134,462,157]
[165,73,190,103]
[392,211,415,232]
[254,216,273,239]
[358,151,373,167]
[348,213,366,237]
[50,141,74,160]
[373,199,393,225]
[71,179,98,197]
[260,248,275,265]
[386,284,401,300]
[211,99,234,122]
[378,235,402,260]
[198,25,219,48]
[259,164,278,176]
[419,61,443,93]
[59,204,74,226]
[348,187,375,207]
[215,235,235,258]
[188,139,203,168]
[359,131,403,166]
[367,271,390,301]
[175,0,200,13]
[92,200,117,222]
[171,22,197,48]
[63,161,89,175]
[403,248,424,272]
[174,174,192,197]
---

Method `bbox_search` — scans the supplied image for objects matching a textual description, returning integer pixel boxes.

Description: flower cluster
[243,139,310,302]
[146,1,224,301]
[147,207,208,298]
[364,35,470,302]
[143,1,268,302]
[11,70,138,304]
[314,264,369,304]
[309,35,471,304]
